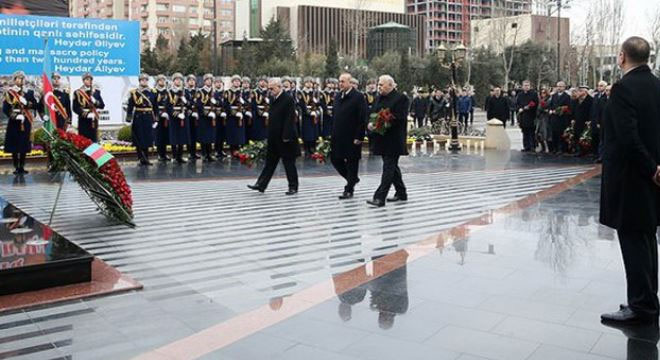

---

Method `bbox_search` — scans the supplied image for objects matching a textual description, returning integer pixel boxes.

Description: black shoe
[367,199,385,207]
[158,157,169,162]
[12,169,19,175]
[387,195,407,202]
[19,168,28,175]
[338,192,354,200]
[247,184,265,193]
[601,307,656,325]
[285,188,298,196]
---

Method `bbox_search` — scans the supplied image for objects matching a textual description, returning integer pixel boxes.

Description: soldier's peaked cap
[203,73,214,81]
[139,73,150,81]
[172,72,184,80]
[231,75,242,82]
[12,71,25,79]
[241,76,251,83]
[187,74,197,81]
[51,72,62,79]
[82,72,93,80]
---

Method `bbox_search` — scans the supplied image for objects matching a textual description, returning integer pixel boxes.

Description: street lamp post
[437,43,467,152]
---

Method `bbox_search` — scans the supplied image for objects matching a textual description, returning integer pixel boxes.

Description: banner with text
[0,14,139,76]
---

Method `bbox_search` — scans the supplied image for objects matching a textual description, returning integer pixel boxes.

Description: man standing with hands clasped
[600,36,660,326]
[331,73,367,199]
[366,75,409,208]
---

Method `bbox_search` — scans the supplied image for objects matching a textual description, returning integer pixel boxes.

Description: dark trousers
[469,110,474,125]
[157,144,168,159]
[373,155,406,201]
[510,110,516,125]
[458,113,469,129]
[256,151,298,190]
[522,127,536,151]
[618,230,659,318]
[415,116,425,128]
[331,156,360,193]
[551,126,567,153]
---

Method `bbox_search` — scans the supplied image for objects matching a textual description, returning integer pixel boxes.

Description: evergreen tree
[154,34,173,74]
[141,47,159,75]
[324,40,339,78]
[398,49,412,93]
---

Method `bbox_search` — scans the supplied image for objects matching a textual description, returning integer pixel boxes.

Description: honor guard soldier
[154,74,171,162]
[249,76,269,141]
[126,73,157,166]
[3,71,37,175]
[321,78,338,138]
[196,74,217,162]
[213,76,227,158]
[297,77,321,155]
[73,72,105,142]
[40,72,72,130]
[168,73,191,164]
[241,76,253,141]
[185,74,200,160]
[223,75,247,154]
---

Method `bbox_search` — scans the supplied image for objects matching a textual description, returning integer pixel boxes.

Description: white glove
[367,123,375,131]
[263,112,269,118]
[87,112,95,119]
[239,97,245,104]
[92,97,98,105]
[152,122,158,129]
[192,113,199,119]
[16,114,25,121]
[42,115,50,121]
[208,112,216,119]
[220,112,227,118]
[177,113,185,120]
[161,113,169,119]
[181,97,188,104]
[265,98,270,104]
[245,111,252,118]
[19,97,27,106]
[211,98,217,105]
[236,112,243,119]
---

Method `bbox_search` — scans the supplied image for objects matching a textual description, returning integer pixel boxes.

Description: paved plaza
[0,148,655,360]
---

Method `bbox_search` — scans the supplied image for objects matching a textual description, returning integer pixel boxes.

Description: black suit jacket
[600,65,660,232]
[267,92,300,159]
[486,96,509,122]
[331,89,367,159]
[515,90,538,128]
[371,90,409,157]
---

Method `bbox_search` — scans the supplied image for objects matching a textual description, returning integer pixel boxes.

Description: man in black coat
[573,86,593,155]
[515,80,538,152]
[248,78,300,195]
[600,37,660,325]
[548,81,572,154]
[367,75,410,208]
[331,73,367,199]
[591,80,608,161]
[410,89,429,128]
[486,86,509,128]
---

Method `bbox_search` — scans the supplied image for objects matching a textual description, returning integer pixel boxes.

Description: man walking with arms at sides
[247,78,300,196]
[516,80,538,153]
[600,36,660,326]
[331,73,367,200]
[366,75,409,208]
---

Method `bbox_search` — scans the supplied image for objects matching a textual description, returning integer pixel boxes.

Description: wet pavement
[0,149,651,360]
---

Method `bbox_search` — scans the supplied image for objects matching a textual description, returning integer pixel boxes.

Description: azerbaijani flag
[41,39,57,132]
[83,143,114,168]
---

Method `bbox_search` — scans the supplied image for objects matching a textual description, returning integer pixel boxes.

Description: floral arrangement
[368,108,395,136]
[236,140,267,165]
[50,129,134,228]
[578,122,593,155]
[311,137,330,163]
[408,126,433,142]
[554,105,571,116]
[561,120,576,153]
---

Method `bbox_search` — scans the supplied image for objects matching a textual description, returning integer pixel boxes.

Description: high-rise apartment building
[406,0,532,49]
[70,0,235,49]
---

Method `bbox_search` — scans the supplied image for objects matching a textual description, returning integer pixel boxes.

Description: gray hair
[598,80,608,87]
[379,75,396,88]
[268,77,282,87]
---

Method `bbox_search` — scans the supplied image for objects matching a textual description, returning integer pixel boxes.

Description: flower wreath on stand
[561,120,576,153]
[236,140,267,167]
[579,121,593,155]
[49,129,134,228]
[311,137,330,164]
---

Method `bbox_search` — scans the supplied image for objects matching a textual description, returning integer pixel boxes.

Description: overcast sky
[564,0,658,40]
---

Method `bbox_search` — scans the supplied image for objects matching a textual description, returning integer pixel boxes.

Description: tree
[255,19,295,62]
[649,3,660,76]
[153,34,173,74]
[300,52,327,78]
[140,47,159,75]
[369,51,400,83]
[176,37,200,75]
[325,40,340,78]
[190,31,212,74]
[398,49,412,93]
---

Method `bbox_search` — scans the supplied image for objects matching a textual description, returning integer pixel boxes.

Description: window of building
[189,18,199,25]
[158,16,168,23]
[172,5,186,13]
[156,3,168,11]
[249,0,260,38]
[203,19,211,26]
[221,9,232,17]
[221,21,232,28]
